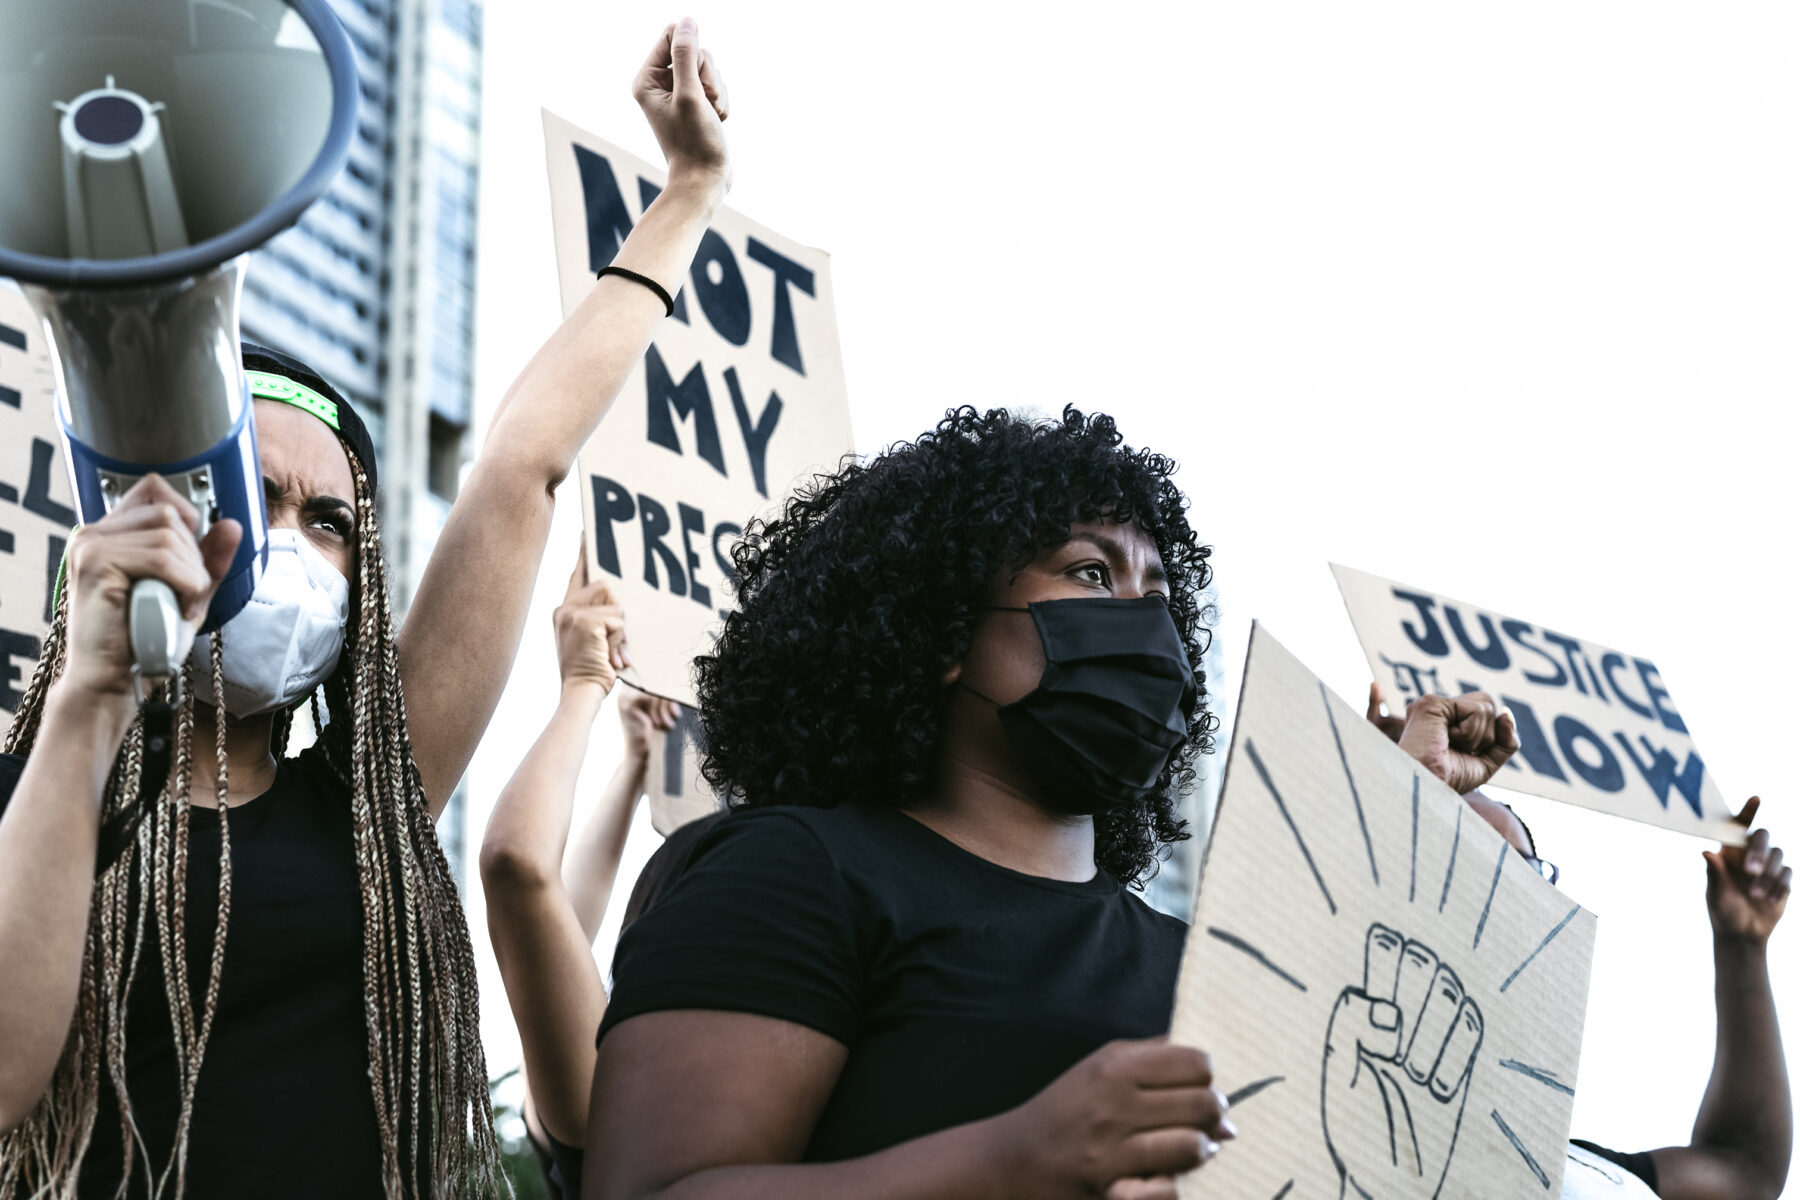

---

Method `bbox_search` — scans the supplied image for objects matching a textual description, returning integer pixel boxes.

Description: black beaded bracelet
[597,265,675,317]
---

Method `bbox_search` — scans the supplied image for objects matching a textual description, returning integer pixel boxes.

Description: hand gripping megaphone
[0,0,358,693]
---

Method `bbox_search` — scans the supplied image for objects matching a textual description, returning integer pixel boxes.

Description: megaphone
[0,0,358,691]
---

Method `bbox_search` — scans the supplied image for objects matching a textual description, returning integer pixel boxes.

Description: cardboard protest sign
[544,112,854,707]
[1332,563,1739,843]
[1172,624,1596,1200]
[0,286,73,741]
[645,700,721,836]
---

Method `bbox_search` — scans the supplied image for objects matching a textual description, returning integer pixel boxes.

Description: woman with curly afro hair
[585,406,1512,1200]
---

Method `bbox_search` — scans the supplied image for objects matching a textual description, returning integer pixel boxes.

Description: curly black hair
[693,405,1217,887]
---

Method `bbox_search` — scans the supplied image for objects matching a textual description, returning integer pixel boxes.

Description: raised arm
[399,19,731,810]
[566,688,678,942]
[1648,799,1791,1200]
[479,557,628,1146]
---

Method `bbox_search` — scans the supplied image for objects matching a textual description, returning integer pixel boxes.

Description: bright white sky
[465,1,1800,1180]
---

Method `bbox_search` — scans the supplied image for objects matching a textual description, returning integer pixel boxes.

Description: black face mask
[969,596,1196,816]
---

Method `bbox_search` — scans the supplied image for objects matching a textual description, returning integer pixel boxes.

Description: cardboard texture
[544,112,855,707]
[0,287,71,741]
[1171,624,1597,1200]
[645,700,720,836]
[1332,563,1739,843]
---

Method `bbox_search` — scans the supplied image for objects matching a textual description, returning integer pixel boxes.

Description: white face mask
[191,529,351,717]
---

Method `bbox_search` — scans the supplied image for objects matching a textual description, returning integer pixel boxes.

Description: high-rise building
[240,0,483,880]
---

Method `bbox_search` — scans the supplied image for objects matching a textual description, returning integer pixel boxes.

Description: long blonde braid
[0,443,501,1198]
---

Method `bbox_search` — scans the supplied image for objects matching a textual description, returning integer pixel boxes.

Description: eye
[307,511,352,540]
[1070,561,1111,588]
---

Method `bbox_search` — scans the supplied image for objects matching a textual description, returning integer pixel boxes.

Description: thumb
[1329,990,1402,1062]
[1367,682,1384,724]
[670,16,702,98]
[199,519,243,585]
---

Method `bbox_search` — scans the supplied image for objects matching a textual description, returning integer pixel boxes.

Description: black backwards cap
[241,340,378,495]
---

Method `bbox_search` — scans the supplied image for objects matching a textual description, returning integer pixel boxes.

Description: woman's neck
[904,689,1096,883]
[186,704,279,809]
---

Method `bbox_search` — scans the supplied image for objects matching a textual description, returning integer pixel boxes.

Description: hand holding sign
[1704,798,1792,946]
[633,19,731,190]
[1323,924,1483,1200]
[1396,692,1519,794]
[553,548,628,695]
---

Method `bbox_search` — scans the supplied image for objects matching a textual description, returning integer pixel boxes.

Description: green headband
[247,369,341,431]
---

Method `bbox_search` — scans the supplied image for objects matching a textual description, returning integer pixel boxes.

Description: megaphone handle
[128,577,183,681]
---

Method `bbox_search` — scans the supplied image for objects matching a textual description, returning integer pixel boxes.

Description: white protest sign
[0,286,74,741]
[1172,624,1596,1200]
[544,112,854,707]
[1332,563,1739,843]
[645,700,721,836]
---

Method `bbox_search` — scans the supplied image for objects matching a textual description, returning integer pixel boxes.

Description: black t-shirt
[0,750,388,1198]
[598,803,1188,1163]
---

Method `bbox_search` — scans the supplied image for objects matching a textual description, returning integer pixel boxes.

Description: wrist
[1715,927,1772,959]
[41,681,135,774]
[559,678,610,714]
[973,1110,1029,1200]
[660,166,729,213]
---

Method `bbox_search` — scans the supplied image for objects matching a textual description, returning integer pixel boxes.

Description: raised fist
[1322,924,1483,1199]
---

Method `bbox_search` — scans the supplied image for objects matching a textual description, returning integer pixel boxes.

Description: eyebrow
[1064,531,1169,583]
[264,476,357,525]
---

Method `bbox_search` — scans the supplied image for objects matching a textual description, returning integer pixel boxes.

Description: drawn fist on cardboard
[1322,924,1483,1200]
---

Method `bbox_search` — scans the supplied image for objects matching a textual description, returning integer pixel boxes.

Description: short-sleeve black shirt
[0,750,387,1198]
[598,803,1188,1163]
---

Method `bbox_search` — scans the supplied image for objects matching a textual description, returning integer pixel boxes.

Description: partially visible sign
[0,286,72,740]
[1332,563,1739,842]
[1171,624,1596,1200]
[647,701,721,836]
[544,112,854,707]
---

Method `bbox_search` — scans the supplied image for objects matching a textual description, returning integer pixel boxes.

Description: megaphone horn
[0,0,360,692]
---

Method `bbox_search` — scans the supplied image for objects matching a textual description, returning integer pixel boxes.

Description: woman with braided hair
[0,18,731,1199]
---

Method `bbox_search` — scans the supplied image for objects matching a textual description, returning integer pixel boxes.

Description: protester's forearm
[1691,936,1791,1183]
[0,685,131,1129]
[596,1112,1013,1200]
[395,170,724,811]
[480,683,606,885]
[484,172,726,473]
[566,746,650,942]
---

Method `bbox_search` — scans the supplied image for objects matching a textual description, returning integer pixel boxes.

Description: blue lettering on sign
[746,237,814,376]
[688,230,751,347]
[1634,659,1688,734]
[573,144,634,274]
[1539,631,1591,697]
[677,502,711,608]
[1615,734,1706,818]
[573,145,814,371]
[25,440,75,527]
[1501,695,1568,782]
[1,628,40,713]
[722,367,782,498]
[1601,652,1655,720]
[644,345,726,478]
[589,476,636,577]
[1502,620,1567,687]
[1553,715,1625,793]
[637,493,686,596]
[1445,607,1509,670]
[1392,589,1449,657]
[588,474,741,615]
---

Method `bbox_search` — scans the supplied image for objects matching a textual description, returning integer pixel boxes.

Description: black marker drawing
[1323,924,1483,1199]
[1245,738,1337,915]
